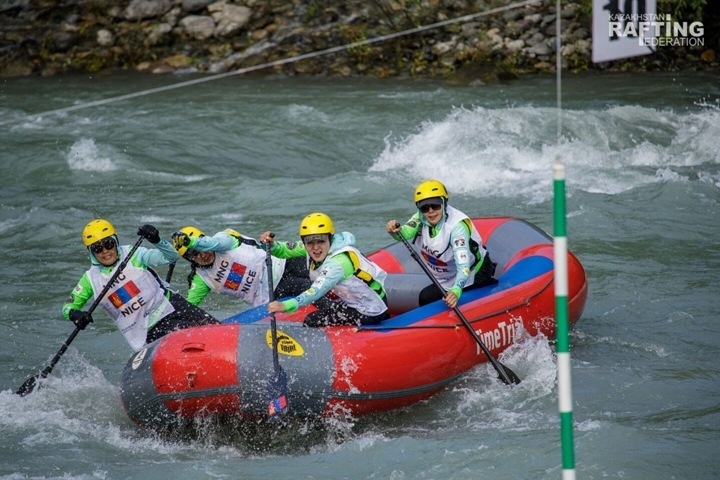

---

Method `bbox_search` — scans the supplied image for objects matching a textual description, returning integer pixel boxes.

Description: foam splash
[284,104,330,123]
[439,324,561,432]
[1,351,250,458]
[370,104,720,203]
[66,138,118,172]
[143,170,211,183]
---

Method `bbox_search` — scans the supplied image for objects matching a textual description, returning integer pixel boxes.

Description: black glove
[137,224,161,244]
[69,309,93,330]
[171,231,191,250]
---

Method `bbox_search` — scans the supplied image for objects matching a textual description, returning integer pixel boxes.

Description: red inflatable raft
[120,217,588,430]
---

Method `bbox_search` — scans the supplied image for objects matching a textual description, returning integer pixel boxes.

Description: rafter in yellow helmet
[176,225,204,256]
[299,212,334,237]
[82,219,116,247]
[414,179,449,203]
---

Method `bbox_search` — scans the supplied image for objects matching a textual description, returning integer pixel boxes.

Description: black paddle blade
[267,367,289,418]
[497,362,522,385]
[16,374,40,396]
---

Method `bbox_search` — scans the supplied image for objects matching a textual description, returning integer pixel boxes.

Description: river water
[1,70,718,479]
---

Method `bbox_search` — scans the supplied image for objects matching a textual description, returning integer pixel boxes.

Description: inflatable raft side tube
[120,343,180,430]
[485,218,552,277]
[366,254,554,330]
[330,369,466,400]
[369,241,426,275]
[367,248,407,274]
[384,273,432,315]
[236,324,335,416]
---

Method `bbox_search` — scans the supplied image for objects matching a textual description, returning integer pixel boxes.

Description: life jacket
[309,245,388,316]
[87,245,174,351]
[192,230,285,305]
[413,206,485,290]
[224,229,286,291]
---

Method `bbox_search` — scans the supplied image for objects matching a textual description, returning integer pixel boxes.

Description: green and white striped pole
[554,159,575,480]
[554,0,575,475]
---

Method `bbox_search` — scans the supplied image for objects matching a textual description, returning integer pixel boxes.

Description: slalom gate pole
[554,0,575,477]
[554,159,576,480]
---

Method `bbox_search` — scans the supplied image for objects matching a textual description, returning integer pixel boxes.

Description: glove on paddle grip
[137,224,161,244]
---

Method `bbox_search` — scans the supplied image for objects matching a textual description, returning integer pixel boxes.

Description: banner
[592,0,656,62]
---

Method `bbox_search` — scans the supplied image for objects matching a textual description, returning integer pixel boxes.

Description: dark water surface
[1,71,719,479]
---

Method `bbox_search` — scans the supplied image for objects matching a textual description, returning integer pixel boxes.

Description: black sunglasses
[419,203,442,213]
[90,237,116,254]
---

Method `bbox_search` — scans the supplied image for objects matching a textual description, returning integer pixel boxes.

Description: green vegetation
[658,0,707,22]
[340,25,372,62]
[578,0,707,22]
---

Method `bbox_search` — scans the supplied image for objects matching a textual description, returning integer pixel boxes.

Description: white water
[1,72,718,479]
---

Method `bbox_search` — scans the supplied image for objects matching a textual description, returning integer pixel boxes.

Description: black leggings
[303,296,389,328]
[274,257,312,299]
[146,292,220,343]
[418,254,498,306]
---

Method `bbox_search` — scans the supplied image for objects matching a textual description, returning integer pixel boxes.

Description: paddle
[165,261,176,283]
[16,236,145,396]
[393,225,521,385]
[264,236,289,417]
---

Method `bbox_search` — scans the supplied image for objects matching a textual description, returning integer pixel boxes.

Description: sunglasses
[90,237,116,254]
[419,203,442,213]
[303,235,328,246]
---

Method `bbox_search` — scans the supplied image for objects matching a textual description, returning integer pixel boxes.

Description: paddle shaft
[165,261,176,283]
[394,227,520,385]
[264,240,282,372]
[16,236,145,395]
[263,236,289,417]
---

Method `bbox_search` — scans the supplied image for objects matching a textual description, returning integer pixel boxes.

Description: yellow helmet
[223,228,242,238]
[82,219,116,247]
[414,179,449,203]
[176,226,204,256]
[299,212,334,237]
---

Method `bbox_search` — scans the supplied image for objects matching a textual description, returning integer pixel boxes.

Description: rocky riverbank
[0,0,717,81]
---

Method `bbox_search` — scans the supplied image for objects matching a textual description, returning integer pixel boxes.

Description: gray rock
[97,29,114,47]
[0,0,28,14]
[182,0,214,13]
[124,0,172,21]
[180,15,215,40]
[528,41,553,56]
[147,23,173,45]
[209,4,251,38]
[52,31,75,52]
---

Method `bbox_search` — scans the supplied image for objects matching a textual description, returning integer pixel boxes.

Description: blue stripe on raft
[222,256,553,327]
[496,255,554,289]
[222,304,270,324]
[373,255,554,329]
[221,297,297,324]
